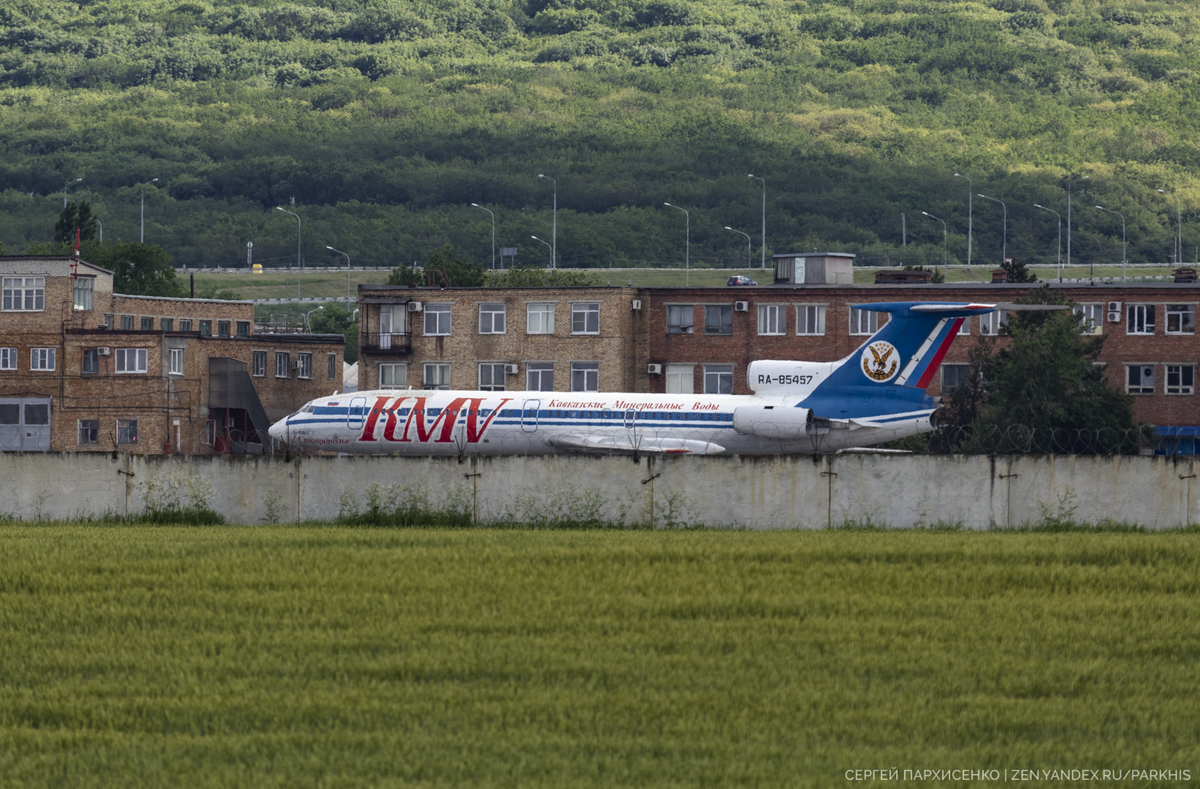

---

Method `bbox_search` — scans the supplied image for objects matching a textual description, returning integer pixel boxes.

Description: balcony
[360,332,413,355]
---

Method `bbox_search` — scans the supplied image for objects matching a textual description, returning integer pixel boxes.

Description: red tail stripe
[914,318,964,389]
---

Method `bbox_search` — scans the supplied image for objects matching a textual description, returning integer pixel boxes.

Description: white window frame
[297,352,313,379]
[479,362,507,391]
[527,303,555,334]
[1074,304,1103,335]
[704,364,734,394]
[979,310,1009,336]
[379,363,407,389]
[1165,304,1194,335]
[252,350,266,377]
[796,304,826,336]
[1166,365,1194,395]
[571,302,600,335]
[423,362,451,390]
[73,277,94,311]
[665,363,694,394]
[1127,304,1155,335]
[423,304,451,336]
[479,303,506,335]
[168,348,184,376]
[849,308,881,336]
[276,352,290,378]
[30,348,56,371]
[2,277,45,312]
[527,362,554,391]
[0,347,16,370]
[957,316,971,335]
[570,361,599,392]
[1125,364,1155,395]
[115,348,148,374]
[757,304,785,336]
[120,315,135,331]
[667,304,695,334]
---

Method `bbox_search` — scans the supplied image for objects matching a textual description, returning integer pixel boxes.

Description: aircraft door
[347,396,368,431]
[624,409,636,429]
[521,399,541,433]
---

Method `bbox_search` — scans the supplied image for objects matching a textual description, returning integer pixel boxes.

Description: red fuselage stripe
[914,318,964,389]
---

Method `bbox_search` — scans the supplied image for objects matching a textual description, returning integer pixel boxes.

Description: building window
[849,308,881,336]
[958,317,971,335]
[424,304,451,336]
[2,277,45,311]
[571,362,599,392]
[527,303,555,334]
[1127,305,1155,335]
[797,305,826,336]
[78,419,99,444]
[1126,364,1155,395]
[758,305,785,335]
[30,348,55,371]
[252,351,266,377]
[161,318,174,331]
[115,348,148,373]
[199,320,212,337]
[379,363,407,389]
[942,364,970,391]
[141,317,154,331]
[527,362,554,391]
[103,314,113,328]
[423,363,451,390]
[979,310,1009,336]
[276,352,290,378]
[297,352,312,379]
[169,348,184,376]
[1166,305,1194,335]
[1166,365,1194,395]
[0,347,18,370]
[120,315,134,331]
[704,305,733,336]
[704,364,734,394]
[328,354,337,380]
[218,321,230,337]
[82,349,99,374]
[379,304,407,337]
[73,278,93,311]
[236,321,250,338]
[571,302,600,334]
[666,363,694,394]
[479,303,506,334]
[179,319,193,332]
[117,418,138,445]
[479,362,507,391]
[1074,304,1103,335]
[667,305,694,334]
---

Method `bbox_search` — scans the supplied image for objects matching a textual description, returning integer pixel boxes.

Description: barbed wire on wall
[890,424,1158,456]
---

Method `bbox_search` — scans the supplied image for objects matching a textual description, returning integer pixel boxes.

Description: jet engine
[732,404,813,440]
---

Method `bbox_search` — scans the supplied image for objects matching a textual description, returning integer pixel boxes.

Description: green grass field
[1,526,1197,787]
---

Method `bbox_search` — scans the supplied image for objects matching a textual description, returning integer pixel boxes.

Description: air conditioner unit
[1107,301,1122,312]
[734,301,749,312]
[683,326,694,334]
[648,364,663,375]
[407,301,423,312]
[631,300,642,310]
[97,347,110,356]
[292,360,301,370]
[505,364,519,375]
[1107,311,1121,323]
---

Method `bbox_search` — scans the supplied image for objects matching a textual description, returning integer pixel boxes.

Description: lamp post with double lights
[921,211,948,267]
[725,226,752,277]
[748,174,766,270]
[1066,175,1089,269]
[1033,204,1062,280]
[140,178,158,243]
[537,174,556,269]
[954,172,972,269]
[327,246,351,307]
[275,207,302,299]
[531,235,552,267]
[1094,204,1127,282]
[664,203,690,286]
[977,193,1007,263]
[471,203,496,270]
[1158,189,1183,265]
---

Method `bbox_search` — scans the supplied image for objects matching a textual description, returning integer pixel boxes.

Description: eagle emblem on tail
[861,341,899,382]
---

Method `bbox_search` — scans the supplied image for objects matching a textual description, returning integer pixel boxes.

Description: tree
[486,267,602,287]
[902,264,945,283]
[310,303,359,364]
[388,245,486,288]
[54,201,99,245]
[94,242,185,297]
[999,258,1038,284]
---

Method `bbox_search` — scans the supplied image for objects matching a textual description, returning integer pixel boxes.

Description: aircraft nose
[268,417,288,443]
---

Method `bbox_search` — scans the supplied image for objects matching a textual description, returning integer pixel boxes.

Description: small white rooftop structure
[773,252,856,285]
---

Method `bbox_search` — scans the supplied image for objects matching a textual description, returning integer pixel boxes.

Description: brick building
[0,256,343,454]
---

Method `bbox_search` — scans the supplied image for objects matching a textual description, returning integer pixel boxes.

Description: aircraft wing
[547,433,727,455]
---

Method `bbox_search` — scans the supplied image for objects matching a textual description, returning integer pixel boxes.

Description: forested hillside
[1,0,1197,270]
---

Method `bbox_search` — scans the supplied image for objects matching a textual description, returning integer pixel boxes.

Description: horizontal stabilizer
[547,433,726,455]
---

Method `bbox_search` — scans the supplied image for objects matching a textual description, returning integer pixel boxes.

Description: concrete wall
[2,451,1196,529]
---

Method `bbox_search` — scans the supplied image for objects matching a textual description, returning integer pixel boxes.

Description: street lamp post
[62,177,82,208]
[1158,189,1183,265]
[304,305,324,333]
[471,203,496,270]
[1066,175,1089,269]
[954,173,972,269]
[748,174,766,269]
[664,203,690,286]
[1094,205,1127,282]
[275,207,302,299]
[1033,204,1062,281]
[725,226,752,277]
[531,235,552,268]
[96,218,103,244]
[140,178,158,243]
[921,211,947,267]
[538,174,556,269]
[327,246,351,307]
[977,193,1007,263]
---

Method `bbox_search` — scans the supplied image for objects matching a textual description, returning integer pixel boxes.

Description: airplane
[268,301,998,456]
